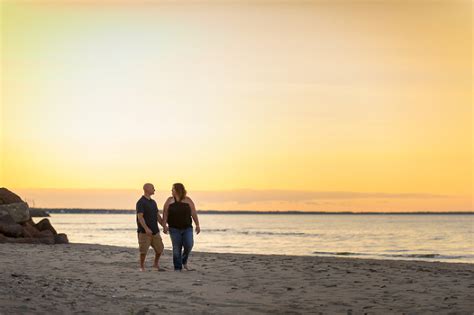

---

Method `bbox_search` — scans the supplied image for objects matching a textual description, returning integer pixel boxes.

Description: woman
[163,183,200,271]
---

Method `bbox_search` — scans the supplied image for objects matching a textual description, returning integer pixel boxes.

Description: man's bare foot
[139,267,145,272]
[153,265,166,272]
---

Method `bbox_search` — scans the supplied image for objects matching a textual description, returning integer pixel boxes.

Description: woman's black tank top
[167,198,192,229]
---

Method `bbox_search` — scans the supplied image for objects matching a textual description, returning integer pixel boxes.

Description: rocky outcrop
[0,188,68,245]
[0,202,30,223]
[0,214,23,237]
[54,233,69,244]
[35,218,58,235]
[0,188,23,204]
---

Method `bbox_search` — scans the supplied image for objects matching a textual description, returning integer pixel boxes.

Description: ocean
[44,213,473,263]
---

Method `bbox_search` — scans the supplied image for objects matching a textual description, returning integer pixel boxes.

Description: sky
[1,0,472,211]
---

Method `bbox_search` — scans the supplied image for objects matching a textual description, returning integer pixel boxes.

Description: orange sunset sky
[1,0,472,211]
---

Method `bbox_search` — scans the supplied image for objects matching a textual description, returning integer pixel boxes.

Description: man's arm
[137,213,152,235]
[187,197,200,234]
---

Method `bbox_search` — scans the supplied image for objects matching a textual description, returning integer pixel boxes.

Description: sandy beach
[0,243,472,314]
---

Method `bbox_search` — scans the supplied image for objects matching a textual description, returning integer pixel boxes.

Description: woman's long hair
[173,183,187,202]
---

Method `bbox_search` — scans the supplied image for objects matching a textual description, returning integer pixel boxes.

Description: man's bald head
[143,183,155,196]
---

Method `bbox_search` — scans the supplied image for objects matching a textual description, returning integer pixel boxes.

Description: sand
[0,243,472,314]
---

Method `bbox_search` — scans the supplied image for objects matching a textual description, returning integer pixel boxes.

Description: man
[136,183,164,272]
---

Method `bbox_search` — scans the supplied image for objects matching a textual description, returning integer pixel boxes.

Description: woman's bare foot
[139,267,145,272]
[183,264,194,271]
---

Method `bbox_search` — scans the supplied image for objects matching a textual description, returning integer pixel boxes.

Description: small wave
[98,227,310,237]
[249,231,307,236]
[391,254,440,258]
[204,229,309,236]
[385,253,465,259]
[313,251,466,260]
[313,251,367,256]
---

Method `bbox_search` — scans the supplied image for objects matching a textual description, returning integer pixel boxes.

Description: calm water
[43,214,474,263]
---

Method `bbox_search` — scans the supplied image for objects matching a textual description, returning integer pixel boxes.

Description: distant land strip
[31,208,474,215]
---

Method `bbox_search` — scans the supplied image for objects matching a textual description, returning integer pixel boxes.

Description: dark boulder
[0,222,23,237]
[54,233,69,244]
[0,202,30,223]
[21,220,42,238]
[0,212,15,224]
[37,236,56,245]
[35,218,57,235]
[38,229,54,238]
[0,188,23,205]
[0,188,68,245]
[0,213,23,237]
[0,235,55,244]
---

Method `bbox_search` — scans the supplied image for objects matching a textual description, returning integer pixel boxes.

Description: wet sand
[0,243,472,314]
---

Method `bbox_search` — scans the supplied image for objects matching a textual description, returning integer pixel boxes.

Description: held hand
[163,226,169,234]
[145,228,153,236]
[195,225,200,235]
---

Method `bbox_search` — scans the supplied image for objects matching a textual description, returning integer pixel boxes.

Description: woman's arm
[187,197,200,234]
[162,197,172,234]
[157,205,164,227]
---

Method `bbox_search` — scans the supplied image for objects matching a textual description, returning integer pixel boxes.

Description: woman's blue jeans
[169,227,194,270]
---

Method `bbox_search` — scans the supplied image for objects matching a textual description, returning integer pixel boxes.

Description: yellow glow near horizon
[1,1,472,211]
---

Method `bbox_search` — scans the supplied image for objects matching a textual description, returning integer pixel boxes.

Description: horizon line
[33,208,474,215]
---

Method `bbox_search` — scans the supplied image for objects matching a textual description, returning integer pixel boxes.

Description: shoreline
[1,243,473,314]
[66,243,474,265]
[34,208,474,215]
[48,242,474,266]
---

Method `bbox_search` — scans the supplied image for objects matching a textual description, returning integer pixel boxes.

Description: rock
[35,218,57,235]
[22,221,56,239]
[37,235,56,245]
[0,188,23,205]
[29,209,50,217]
[54,233,69,244]
[0,189,67,244]
[0,221,23,237]
[38,229,54,238]
[0,202,30,223]
[0,233,55,244]
[21,220,42,238]
[0,212,16,224]
[0,234,24,243]
[1,236,55,244]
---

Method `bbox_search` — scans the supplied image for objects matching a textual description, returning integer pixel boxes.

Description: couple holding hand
[136,182,200,272]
